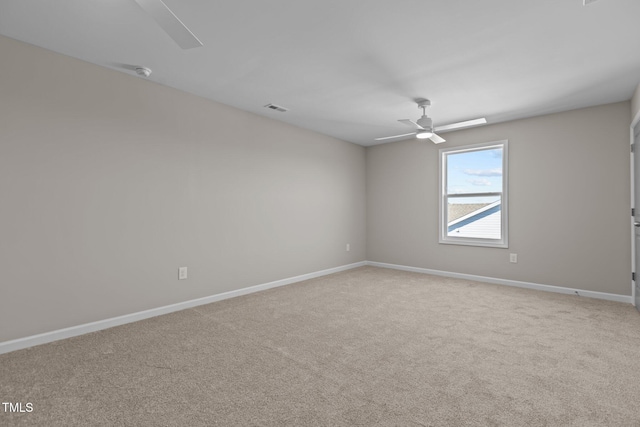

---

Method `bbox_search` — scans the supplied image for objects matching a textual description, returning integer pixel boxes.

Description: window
[439,140,508,248]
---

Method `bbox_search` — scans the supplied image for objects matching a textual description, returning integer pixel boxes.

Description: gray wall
[0,36,366,342]
[0,33,634,345]
[367,102,632,295]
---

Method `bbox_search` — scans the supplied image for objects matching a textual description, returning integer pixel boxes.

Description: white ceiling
[1,0,639,146]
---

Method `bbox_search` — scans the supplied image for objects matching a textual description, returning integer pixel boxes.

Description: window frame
[439,140,509,248]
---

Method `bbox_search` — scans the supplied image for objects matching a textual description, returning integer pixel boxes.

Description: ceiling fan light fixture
[376,98,486,143]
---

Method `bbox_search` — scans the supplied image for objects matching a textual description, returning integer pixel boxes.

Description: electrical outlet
[509,253,518,263]
[178,267,188,280]
[346,243,350,252]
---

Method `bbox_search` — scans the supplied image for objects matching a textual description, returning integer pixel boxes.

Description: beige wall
[367,102,632,295]
[632,83,640,121]
[0,36,366,342]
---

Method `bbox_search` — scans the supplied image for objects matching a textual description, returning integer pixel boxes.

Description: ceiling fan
[375,99,487,144]
[133,0,203,49]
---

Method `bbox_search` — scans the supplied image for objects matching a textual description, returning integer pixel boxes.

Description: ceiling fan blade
[375,132,417,141]
[435,118,487,133]
[133,0,203,49]
[398,119,425,130]
[429,133,446,144]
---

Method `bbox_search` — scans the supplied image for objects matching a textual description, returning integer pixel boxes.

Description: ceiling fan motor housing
[417,116,433,130]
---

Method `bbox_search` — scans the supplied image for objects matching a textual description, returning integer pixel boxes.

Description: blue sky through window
[446,147,503,203]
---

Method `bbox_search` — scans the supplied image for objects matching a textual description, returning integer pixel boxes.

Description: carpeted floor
[2,266,640,426]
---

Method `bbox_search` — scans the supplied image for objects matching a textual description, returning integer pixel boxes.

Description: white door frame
[631,109,640,306]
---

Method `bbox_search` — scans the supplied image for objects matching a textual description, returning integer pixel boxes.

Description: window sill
[439,238,508,249]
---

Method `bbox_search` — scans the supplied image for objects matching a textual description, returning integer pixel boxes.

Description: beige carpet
[2,266,640,426]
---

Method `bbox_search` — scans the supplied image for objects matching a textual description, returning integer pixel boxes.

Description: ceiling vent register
[264,104,289,113]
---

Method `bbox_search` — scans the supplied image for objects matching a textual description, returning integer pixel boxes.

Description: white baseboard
[3,260,631,355]
[367,261,634,304]
[0,261,367,355]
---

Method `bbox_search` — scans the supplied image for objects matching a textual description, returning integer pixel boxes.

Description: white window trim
[439,140,509,248]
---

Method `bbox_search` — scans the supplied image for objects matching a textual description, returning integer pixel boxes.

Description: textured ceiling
[1,0,639,146]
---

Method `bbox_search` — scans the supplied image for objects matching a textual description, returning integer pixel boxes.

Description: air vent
[264,103,288,113]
